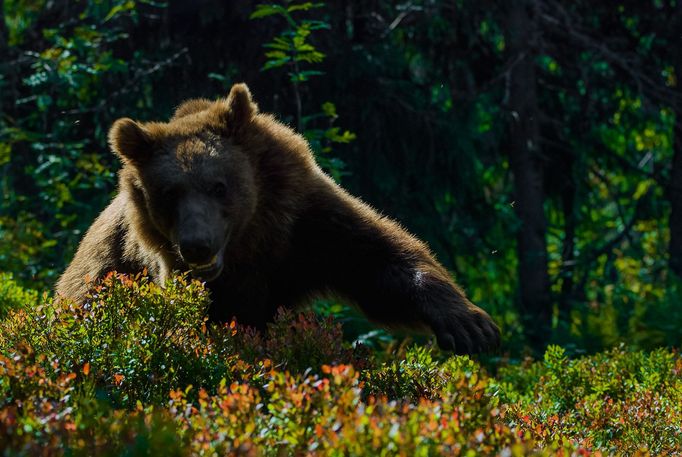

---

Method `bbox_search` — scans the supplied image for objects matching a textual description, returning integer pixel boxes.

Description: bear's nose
[179,238,213,265]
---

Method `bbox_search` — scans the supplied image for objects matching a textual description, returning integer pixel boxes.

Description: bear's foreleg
[292,189,500,354]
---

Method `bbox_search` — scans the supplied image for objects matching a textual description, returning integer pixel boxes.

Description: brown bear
[56,83,500,354]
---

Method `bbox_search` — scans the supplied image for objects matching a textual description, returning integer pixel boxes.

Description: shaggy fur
[57,83,500,354]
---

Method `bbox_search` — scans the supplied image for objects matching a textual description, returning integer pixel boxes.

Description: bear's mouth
[187,252,224,282]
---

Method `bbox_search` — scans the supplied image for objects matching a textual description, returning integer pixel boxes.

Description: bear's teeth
[190,255,219,270]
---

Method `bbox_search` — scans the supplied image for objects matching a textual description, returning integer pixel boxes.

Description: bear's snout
[179,237,215,265]
[178,236,225,282]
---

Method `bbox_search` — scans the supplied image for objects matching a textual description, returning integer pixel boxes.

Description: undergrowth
[0,272,680,455]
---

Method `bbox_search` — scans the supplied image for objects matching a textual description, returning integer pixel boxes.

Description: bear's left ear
[220,83,258,134]
[108,118,156,165]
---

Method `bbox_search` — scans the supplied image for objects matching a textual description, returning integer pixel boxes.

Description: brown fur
[57,83,500,354]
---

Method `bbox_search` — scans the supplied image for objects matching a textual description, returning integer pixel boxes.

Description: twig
[100,47,189,112]
[60,48,189,116]
[537,0,680,106]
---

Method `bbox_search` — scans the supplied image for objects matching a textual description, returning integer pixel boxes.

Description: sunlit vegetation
[1,274,680,455]
[2,0,682,453]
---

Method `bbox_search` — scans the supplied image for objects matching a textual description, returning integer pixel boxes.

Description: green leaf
[292,43,315,53]
[289,70,324,82]
[301,19,331,30]
[36,94,53,111]
[287,2,324,13]
[263,57,292,71]
[633,179,654,200]
[249,4,288,19]
[321,102,337,118]
[0,143,11,167]
[325,127,356,143]
[264,50,288,60]
[40,239,57,248]
[295,51,325,63]
[104,0,136,22]
[207,72,228,82]
[263,37,292,51]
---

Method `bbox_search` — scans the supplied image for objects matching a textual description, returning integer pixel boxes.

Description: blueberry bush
[0,273,679,455]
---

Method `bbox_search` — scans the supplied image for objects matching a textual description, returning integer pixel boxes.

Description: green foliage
[499,345,682,454]
[0,273,365,406]
[1,272,215,406]
[251,0,353,181]
[0,273,680,455]
[262,308,364,373]
[250,2,328,76]
[1,0,170,287]
[0,272,38,318]
[363,345,480,401]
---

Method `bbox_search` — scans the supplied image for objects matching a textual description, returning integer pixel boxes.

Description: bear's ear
[108,118,155,164]
[221,83,258,134]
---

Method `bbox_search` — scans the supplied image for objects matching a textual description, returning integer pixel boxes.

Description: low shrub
[0,272,38,318]
[0,273,679,455]
[499,345,682,455]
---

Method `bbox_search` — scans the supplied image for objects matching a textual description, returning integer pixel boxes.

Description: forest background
[2,1,682,454]
[1,0,682,357]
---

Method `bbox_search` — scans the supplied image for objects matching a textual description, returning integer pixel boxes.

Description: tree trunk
[0,0,7,114]
[0,0,6,54]
[506,1,552,347]
[669,5,682,278]
[559,171,576,316]
[670,92,682,277]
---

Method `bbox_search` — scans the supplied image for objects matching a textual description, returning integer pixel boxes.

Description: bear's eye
[210,182,228,199]
[160,186,179,200]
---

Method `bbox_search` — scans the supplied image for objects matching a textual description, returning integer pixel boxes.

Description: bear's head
[108,83,260,281]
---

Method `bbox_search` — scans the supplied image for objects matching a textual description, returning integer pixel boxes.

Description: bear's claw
[429,307,500,355]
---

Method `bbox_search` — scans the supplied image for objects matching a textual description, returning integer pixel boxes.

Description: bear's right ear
[219,83,258,135]
[108,118,155,164]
